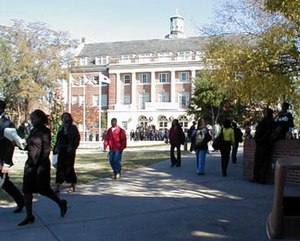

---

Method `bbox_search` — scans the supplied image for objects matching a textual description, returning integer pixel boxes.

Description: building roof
[77,36,209,58]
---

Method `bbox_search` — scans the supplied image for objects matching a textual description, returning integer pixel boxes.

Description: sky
[0,0,224,43]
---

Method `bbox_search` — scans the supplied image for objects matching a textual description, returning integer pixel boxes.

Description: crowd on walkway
[0,97,296,231]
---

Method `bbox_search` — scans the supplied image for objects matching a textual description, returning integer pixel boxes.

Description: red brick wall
[243,139,300,185]
[108,74,116,109]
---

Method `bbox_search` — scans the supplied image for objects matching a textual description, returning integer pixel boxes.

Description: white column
[131,72,137,109]
[191,70,196,91]
[116,73,121,105]
[68,74,72,113]
[151,71,156,102]
[171,71,176,103]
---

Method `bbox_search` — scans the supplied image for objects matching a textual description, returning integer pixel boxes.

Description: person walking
[191,119,212,175]
[251,108,275,184]
[53,112,80,193]
[103,118,127,179]
[217,119,235,177]
[0,100,24,213]
[169,119,185,167]
[187,121,196,152]
[231,122,243,164]
[18,109,67,226]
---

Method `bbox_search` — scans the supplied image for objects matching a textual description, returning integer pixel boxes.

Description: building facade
[69,12,207,141]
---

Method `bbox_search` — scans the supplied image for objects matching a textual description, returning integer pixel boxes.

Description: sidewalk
[0,146,294,241]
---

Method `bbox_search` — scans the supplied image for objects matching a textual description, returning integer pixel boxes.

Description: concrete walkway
[0,144,297,241]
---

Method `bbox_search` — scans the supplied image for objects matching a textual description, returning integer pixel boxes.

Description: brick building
[68,11,208,141]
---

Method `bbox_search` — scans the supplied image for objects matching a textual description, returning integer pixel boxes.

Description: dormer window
[158,52,172,62]
[121,54,135,64]
[196,51,205,60]
[95,56,109,65]
[79,57,88,66]
[139,53,153,63]
[177,51,192,60]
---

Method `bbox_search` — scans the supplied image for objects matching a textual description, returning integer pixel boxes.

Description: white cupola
[165,9,186,39]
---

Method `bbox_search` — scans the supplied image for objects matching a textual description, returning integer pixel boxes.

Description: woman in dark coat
[53,112,80,193]
[251,108,275,184]
[169,119,184,167]
[18,109,67,226]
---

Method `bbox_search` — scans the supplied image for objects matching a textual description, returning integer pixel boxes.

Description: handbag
[52,154,58,168]
[212,128,224,150]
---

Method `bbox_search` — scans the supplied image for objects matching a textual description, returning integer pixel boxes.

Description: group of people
[184,119,242,177]
[129,126,168,142]
[168,101,293,180]
[251,102,294,184]
[0,100,80,226]
[1,97,296,226]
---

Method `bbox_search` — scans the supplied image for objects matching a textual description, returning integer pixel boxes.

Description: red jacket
[103,126,127,152]
[169,126,181,146]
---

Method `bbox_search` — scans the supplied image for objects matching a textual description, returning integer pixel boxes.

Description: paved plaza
[1,143,299,241]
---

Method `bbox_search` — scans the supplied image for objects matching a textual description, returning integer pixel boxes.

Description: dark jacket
[0,115,15,167]
[23,125,52,193]
[53,124,80,154]
[255,115,275,145]
[169,126,184,146]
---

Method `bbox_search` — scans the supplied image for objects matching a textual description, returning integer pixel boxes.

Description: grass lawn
[0,146,193,205]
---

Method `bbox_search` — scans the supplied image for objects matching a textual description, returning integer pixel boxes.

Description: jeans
[109,151,122,174]
[195,149,207,174]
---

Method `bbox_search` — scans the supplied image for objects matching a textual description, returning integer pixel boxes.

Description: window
[138,115,148,127]
[79,57,88,66]
[79,95,84,106]
[72,95,78,105]
[179,72,189,82]
[159,73,169,83]
[92,76,99,85]
[122,121,128,130]
[139,53,152,63]
[95,56,109,65]
[101,94,108,107]
[158,92,170,102]
[120,54,135,64]
[177,51,192,61]
[92,95,99,107]
[196,51,204,60]
[178,92,189,108]
[158,115,168,128]
[158,52,172,62]
[124,74,131,84]
[72,79,80,87]
[139,93,149,109]
[139,73,149,83]
[178,115,189,132]
[124,94,131,104]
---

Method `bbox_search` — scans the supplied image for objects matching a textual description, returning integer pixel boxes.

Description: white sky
[0,0,225,42]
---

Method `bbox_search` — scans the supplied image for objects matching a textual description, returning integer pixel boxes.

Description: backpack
[187,126,195,139]
[178,129,186,145]
[194,129,205,147]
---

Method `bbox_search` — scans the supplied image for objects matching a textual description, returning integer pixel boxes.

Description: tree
[0,39,12,98]
[0,19,78,123]
[190,0,300,125]
[264,0,300,29]
[48,89,65,147]
[188,71,228,125]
